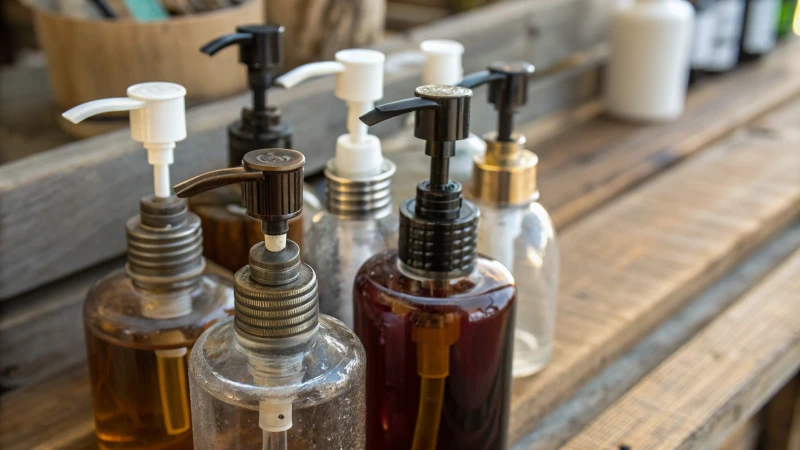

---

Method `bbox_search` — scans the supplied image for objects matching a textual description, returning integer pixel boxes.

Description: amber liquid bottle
[354,84,517,450]
[193,24,316,272]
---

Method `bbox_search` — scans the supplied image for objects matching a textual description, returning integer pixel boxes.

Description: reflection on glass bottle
[174,149,367,450]
[355,84,517,449]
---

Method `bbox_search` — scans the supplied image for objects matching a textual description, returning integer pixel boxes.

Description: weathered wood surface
[507,123,800,440]
[0,0,611,299]
[759,374,800,450]
[513,224,800,450]
[562,250,800,450]
[3,93,799,450]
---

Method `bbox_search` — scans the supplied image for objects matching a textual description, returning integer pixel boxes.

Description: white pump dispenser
[277,49,385,179]
[420,39,464,86]
[62,82,188,198]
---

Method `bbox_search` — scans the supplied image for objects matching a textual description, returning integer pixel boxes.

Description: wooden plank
[759,374,800,450]
[513,223,800,450]
[562,251,800,450]
[719,417,761,450]
[508,126,800,441]
[526,39,800,229]
[0,0,611,299]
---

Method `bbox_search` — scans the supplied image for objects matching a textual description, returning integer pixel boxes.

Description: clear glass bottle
[472,199,559,377]
[460,62,560,377]
[739,0,780,61]
[302,161,398,326]
[175,148,367,450]
[84,197,235,450]
[357,84,517,449]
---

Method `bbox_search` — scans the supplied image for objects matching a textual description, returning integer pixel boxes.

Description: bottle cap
[459,61,539,204]
[276,49,386,178]
[360,85,478,277]
[421,39,464,86]
[62,82,187,198]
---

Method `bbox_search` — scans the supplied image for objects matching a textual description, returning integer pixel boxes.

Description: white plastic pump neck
[62,82,188,198]
[276,49,386,179]
[420,39,464,86]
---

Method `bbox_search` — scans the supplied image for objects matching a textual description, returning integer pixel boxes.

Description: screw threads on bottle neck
[325,159,396,219]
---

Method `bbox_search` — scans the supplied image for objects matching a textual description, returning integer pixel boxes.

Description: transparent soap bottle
[63,83,235,449]
[276,48,398,327]
[383,39,487,206]
[356,85,517,449]
[461,63,560,377]
[175,148,367,450]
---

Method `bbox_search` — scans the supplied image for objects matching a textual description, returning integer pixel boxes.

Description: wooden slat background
[563,251,800,450]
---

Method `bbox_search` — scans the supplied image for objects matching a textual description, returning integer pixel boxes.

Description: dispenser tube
[155,348,191,436]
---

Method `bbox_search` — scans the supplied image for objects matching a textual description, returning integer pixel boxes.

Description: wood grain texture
[759,374,800,450]
[513,224,800,450]
[0,0,610,299]
[508,128,800,442]
[562,251,800,450]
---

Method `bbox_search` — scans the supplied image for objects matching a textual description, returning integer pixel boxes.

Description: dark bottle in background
[689,0,718,82]
[707,0,747,73]
[740,0,781,61]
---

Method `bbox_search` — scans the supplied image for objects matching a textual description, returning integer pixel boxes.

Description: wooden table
[2,41,800,450]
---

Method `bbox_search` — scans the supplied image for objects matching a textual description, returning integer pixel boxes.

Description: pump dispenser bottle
[175,149,366,450]
[192,24,320,272]
[459,63,560,377]
[355,85,517,450]
[274,49,397,327]
[63,83,234,450]
[384,39,487,205]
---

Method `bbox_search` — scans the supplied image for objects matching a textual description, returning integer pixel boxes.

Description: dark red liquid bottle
[354,81,519,450]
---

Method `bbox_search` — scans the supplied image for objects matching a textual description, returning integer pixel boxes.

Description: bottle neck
[126,196,205,292]
[324,158,396,219]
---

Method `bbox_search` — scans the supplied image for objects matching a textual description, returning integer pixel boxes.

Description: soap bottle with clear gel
[62,83,235,450]
[383,39,487,205]
[459,63,560,377]
[193,24,321,271]
[354,85,517,450]
[175,148,366,450]
[274,49,398,328]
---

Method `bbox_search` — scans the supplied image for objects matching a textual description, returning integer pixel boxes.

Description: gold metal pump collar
[470,132,538,205]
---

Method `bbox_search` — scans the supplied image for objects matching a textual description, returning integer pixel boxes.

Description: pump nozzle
[276,49,387,178]
[458,62,535,142]
[62,82,187,198]
[175,149,304,247]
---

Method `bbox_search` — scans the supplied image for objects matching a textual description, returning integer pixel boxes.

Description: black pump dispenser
[459,61,535,142]
[361,85,478,277]
[201,25,291,168]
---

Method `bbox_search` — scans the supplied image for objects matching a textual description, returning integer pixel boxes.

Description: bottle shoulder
[303,210,399,249]
[355,250,516,307]
[190,316,365,409]
[84,269,234,349]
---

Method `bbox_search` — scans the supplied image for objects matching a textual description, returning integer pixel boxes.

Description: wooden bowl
[33,0,262,114]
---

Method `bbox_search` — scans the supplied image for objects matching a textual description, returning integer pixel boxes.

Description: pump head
[174,149,304,240]
[276,49,386,178]
[459,61,535,142]
[360,85,478,276]
[202,25,291,166]
[62,82,187,199]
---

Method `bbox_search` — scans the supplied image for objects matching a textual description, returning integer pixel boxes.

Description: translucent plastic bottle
[175,148,367,450]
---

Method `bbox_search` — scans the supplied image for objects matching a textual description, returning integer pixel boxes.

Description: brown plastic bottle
[354,84,517,449]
